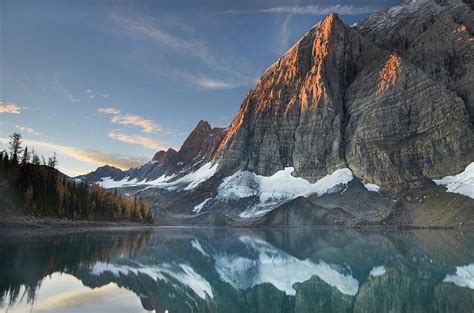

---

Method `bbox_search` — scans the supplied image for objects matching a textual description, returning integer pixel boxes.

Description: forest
[0,133,154,224]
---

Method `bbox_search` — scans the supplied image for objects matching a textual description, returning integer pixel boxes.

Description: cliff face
[356,0,474,124]
[215,7,473,188]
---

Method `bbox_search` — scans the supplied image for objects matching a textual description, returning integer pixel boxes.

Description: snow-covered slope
[193,167,354,218]
[96,162,218,192]
[434,162,474,199]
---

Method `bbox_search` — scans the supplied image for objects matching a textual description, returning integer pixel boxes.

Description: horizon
[1,0,400,177]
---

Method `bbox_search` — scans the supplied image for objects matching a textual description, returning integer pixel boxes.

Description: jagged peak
[195,120,211,130]
[317,13,343,29]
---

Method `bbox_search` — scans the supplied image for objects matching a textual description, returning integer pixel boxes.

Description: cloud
[178,73,240,89]
[15,125,43,136]
[111,13,256,89]
[0,102,21,114]
[111,13,212,65]
[276,12,294,54]
[52,72,80,103]
[98,107,120,115]
[86,89,110,99]
[0,137,149,170]
[194,78,239,89]
[227,4,378,15]
[98,107,172,134]
[108,130,168,150]
[111,115,170,133]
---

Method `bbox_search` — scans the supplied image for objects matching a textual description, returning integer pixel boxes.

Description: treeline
[0,133,154,224]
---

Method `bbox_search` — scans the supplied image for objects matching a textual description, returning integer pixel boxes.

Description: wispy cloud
[276,11,294,54]
[0,137,149,170]
[97,107,120,115]
[98,107,173,134]
[85,89,110,99]
[195,78,239,89]
[176,72,240,89]
[227,4,378,15]
[108,130,168,150]
[52,72,80,103]
[15,125,43,136]
[111,115,171,133]
[0,102,21,114]
[111,13,212,65]
[110,13,256,89]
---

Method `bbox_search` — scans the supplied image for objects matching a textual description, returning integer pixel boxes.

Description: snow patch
[443,264,474,289]
[98,162,218,192]
[97,176,138,189]
[168,162,218,191]
[193,198,212,213]
[364,183,381,193]
[433,162,474,199]
[216,167,353,218]
[369,266,386,277]
[90,261,213,299]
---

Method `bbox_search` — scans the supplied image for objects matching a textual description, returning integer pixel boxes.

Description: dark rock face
[216,6,473,188]
[152,148,177,166]
[256,196,358,227]
[76,165,126,182]
[356,0,474,124]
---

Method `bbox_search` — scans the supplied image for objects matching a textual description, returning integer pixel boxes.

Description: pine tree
[8,133,22,164]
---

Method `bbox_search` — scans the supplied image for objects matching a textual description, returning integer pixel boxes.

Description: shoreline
[0,215,154,237]
[1,215,472,237]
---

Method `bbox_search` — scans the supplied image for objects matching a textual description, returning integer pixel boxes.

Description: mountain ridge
[77,0,474,227]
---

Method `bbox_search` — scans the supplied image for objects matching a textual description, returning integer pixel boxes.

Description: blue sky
[1,0,400,176]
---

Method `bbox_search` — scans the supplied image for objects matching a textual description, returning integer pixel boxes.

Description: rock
[216,9,473,188]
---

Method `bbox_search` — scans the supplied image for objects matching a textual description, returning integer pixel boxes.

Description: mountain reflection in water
[1,228,474,313]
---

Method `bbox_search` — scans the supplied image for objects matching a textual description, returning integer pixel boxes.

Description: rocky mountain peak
[216,13,355,157]
[214,7,473,187]
[152,148,178,166]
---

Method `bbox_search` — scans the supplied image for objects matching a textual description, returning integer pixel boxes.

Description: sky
[0,0,400,176]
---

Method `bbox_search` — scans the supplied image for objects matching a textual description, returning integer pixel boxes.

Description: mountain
[79,0,474,227]
[77,120,226,186]
[215,11,472,188]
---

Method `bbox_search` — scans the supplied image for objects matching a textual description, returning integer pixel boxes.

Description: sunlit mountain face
[1,228,474,313]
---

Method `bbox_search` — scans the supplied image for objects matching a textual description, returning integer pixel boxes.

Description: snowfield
[97,176,139,189]
[433,162,474,199]
[97,162,218,192]
[364,183,381,193]
[211,167,354,218]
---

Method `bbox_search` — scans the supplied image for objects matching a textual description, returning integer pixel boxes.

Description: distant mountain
[77,120,226,187]
[79,0,474,227]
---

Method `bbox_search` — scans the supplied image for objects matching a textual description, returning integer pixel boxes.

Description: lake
[1,227,473,313]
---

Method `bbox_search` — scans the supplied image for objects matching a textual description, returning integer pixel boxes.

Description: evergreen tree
[8,133,22,164]
[0,132,154,224]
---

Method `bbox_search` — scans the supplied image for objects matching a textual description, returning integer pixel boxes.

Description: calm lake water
[1,228,474,313]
